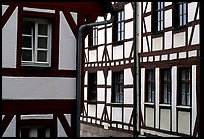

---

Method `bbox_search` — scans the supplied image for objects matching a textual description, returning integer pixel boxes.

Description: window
[178,67,191,106]
[89,26,98,46]
[87,72,97,102]
[160,68,171,104]
[113,10,124,42]
[21,126,50,137]
[152,2,164,32]
[112,71,124,103]
[174,2,187,27]
[21,18,52,67]
[145,69,155,103]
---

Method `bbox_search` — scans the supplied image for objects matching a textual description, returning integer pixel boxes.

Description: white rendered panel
[97,71,105,85]
[97,88,105,101]
[143,36,151,52]
[153,37,162,51]
[23,7,55,13]
[21,114,53,120]
[161,54,168,61]
[113,45,123,60]
[97,104,104,119]
[169,53,177,60]
[124,68,133,85]
[106,45,112,61]
[89,50,97,62]
[191,65,197,135]
[179,52,187,59]
[188,2,197,23]
[143,2,147,13]
[178,111,190,134]
[84,87,87,100]
[160,109,171,130]
[125,21,133,39]
[107,27,112,44]
[106,88,111,103]
[88,105,96,117]
[164,10,172,28]
[188,50,197,57]
[145,107,154,127]
[174,32,186,48]
[107,70,112,85]
[144,16,151,33]
[124,41,132,58]
[57,118,67,137]
[155,56,160,61]
[84,71,88,85]
[2,5,9,15]
[191,25,200,45]
[2,76,76,99]
[171,66,177,132]
[112,107,122,122]
[3,116,16,137]
[124,88,133,104]
[125,3,133,20]
[85,36,88,48]
[59,11,76,70]
[98,46,104,62]
[98,29,105,45]
[164,31,172,50]
[146,2,151,13]
[165,2,172,7]
[2,7,18,68]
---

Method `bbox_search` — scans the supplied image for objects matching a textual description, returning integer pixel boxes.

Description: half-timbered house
[80,2,136,137]
[140,1,200,137]
[2,2,112,137]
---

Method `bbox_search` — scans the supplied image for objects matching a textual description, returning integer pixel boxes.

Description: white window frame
[21,17,52,67]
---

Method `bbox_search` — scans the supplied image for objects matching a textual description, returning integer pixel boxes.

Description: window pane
[37,50,47,62]
[22,50,32,61]
[38,24,48,35]
[21,128,30,137]
[38,37,47,49]
[181,94,186,105]
[22,36,32,48]
[37,128,46,137]
[23,22,32,34]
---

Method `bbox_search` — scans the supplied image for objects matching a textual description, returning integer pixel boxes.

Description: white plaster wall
[188,2,197,23]
[145,107,154,127]
[3,115,16,137]
[106,45,112,61]
[97,104,104,119]
[152,37,163,51]
[107,70,112,85]
[191,24,200,45]
[164,10,172,28]
[89,50,97,62]
[2,5,9,15]
[97,88,105,101]
[125,3,133,20]
[169,53,177,60]
[178,111,190,134]
[124,68,133,85]
[125,21,133,39]
[57,118,67,137]
[160,109,171,130]
[164,31,172,50]
[23,7,55,13]
[2,76,76,99]
[171,66,177,132]
[21,114,53,120]
[97,70,105,85]
[124,41,132,58]
[174,32,186,48]
[98,46,104,61]
[143,36,151,52]
[107,27,112,44]
[106,88,111,103]
[123,108,132,123]
[84,71,88,85]
[146,2,151,13]
[84,87,87,100]
[112,107,122,122]
[88,105,96,117]
[161,54,168,61]
[165,2,172,7]
[144,16,151,33]
[2,6,18,68]
[59,11,76,70]
[191,65,197,135]
[188,50,197,57]
[85,48,88,63]
[179,52,187,59]
[98,29,105,45]
[124,88,133,104]
[85,36,88,48]
[113,45,123,60]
